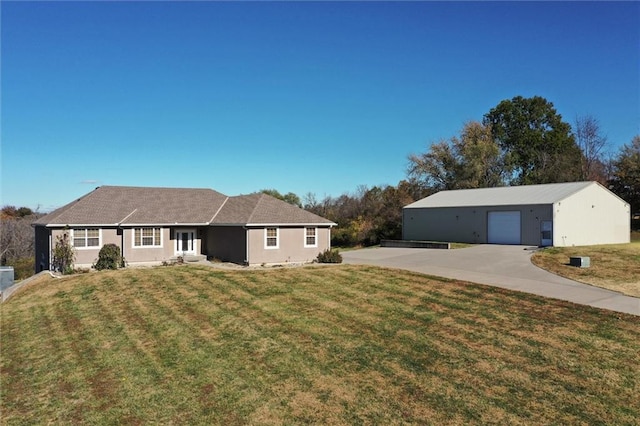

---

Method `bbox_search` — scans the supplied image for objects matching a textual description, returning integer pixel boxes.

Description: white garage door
[488,211,521,244]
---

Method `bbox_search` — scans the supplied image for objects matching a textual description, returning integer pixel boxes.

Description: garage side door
[487,211,521,244]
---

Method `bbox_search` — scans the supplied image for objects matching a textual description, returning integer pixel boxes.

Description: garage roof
[405,181,596,208]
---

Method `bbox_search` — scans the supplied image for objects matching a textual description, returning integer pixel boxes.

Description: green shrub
[316,248,343,264]
[94,244,123,270]
[331,225,358,247]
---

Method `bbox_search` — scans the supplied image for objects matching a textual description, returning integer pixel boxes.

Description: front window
[265,227,279,249]
[73,228,100,249]
[133,227,162,247]
[305,227,317,247]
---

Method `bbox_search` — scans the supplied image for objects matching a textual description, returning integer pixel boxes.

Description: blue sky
[2,1,638,212]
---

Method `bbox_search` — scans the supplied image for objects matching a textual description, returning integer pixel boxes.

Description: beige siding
[51,228,96,268]
[553,184,630,246]
[42,224,333,269]
[246,226,331,265]
[403,205,552,246]
[49,228,121,268]
[48,226,210,268]
[206,227,246,264]
[123,228,175,265]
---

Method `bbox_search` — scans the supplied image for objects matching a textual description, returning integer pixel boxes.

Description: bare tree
[408,139,457,191]
[575,115,608,183]
[0,216,36,264]
[303,192,319,211]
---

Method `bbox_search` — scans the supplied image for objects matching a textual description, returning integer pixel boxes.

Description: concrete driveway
[342,245,640,316]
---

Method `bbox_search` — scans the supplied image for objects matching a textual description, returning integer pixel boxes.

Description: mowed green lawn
[1,265,639,425]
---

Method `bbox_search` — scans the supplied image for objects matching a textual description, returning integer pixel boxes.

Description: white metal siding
[552,184,630,246]
[488,211,521,244]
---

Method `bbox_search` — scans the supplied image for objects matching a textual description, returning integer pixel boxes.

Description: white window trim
[174,228,196,255]
[265,227,279,249]
[304,227,317,248]
[132,227,163,249]
[71,228,102,250]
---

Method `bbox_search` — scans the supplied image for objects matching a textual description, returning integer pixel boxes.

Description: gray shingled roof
[405,181,598,209]
[34,186,335,226]
[212,193,335,225]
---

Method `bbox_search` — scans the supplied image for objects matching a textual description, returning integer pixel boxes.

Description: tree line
[272,96,639,245]
[1,95,638,278]
[408,96,613,190]
[0,206,42,279]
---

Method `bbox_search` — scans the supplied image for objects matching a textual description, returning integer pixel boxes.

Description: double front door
[175,229,196,255]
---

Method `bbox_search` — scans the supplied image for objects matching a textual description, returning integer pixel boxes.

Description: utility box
[0,266,15,292]
[569,256,591,268]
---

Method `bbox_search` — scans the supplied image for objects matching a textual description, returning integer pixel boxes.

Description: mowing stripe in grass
[2,265,639,424]
[93,272,261,421]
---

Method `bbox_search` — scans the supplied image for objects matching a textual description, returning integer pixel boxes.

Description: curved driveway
[342,245,639,316]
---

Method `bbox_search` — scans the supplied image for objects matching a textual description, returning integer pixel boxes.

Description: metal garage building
[403,181,630,247]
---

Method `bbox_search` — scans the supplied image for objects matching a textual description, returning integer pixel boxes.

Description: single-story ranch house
[34,186,336,270]
[403,181,630,247]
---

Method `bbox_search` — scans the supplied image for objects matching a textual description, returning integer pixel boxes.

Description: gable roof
[34,186,335,227]
[404,181,598,209]
[212,193,335,226]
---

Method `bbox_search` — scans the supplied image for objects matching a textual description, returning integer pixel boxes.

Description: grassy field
[531,238,640,297]
[1,265,639,425]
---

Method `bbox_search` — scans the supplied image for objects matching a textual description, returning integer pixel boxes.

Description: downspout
[244,226,249,265]
[120,227,125,266]
[48,232,52,271]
